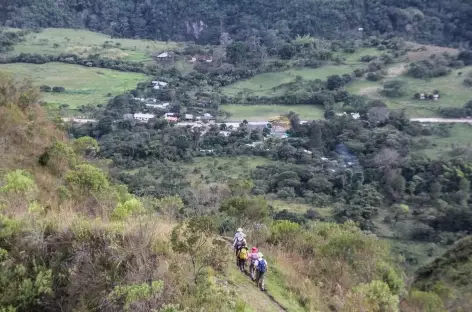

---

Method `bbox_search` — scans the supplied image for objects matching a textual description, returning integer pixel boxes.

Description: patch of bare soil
[358,86,380,97]
[406,42,458,61]
[387,63,407,77]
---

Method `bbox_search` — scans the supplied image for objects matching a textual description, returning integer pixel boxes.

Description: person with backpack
[234,236,246,265]
[248,247,259,281]
[233,228,246,248]
[254,252,268,291]
[237,245,249,272]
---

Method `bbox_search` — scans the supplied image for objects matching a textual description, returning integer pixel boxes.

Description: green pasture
[0,62,149,110]
[6,28,180,62]
[221,65,357,96]
[347,67,472,117]
[221,104,325,121]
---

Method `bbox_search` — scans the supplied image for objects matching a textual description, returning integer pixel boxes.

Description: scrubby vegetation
[3,75,458,312]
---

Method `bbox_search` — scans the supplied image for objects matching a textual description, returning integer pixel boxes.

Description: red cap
[251,247,258,252]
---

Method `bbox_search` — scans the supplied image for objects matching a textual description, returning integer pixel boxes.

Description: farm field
[221,104,325,121]
[0,62,149,111]
[184,156,271,183]
[336,47,383,64]
[6,28,180,62]
[347,66,472,117]
[221,64,356,96]
[413,123,472,159]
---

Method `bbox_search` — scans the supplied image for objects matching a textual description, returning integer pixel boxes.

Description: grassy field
[221,104,325,121]
[0,62,149,110]
[413,124,472,158]
[184,156,271,183]
[347,66,472,117]
[269,199,333,217]
[7,28,180,62]
[221,64,356,96]
[336,47,383,64]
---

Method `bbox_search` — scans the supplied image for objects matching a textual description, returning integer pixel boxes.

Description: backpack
[236,237,245,249]
[239,248,248,260]
[257,259,267,273]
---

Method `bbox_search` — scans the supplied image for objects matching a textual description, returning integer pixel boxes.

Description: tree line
[1,0,472,46]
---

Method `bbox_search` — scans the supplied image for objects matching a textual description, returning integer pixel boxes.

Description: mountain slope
[413,236,472,311]
[1,0,471,46]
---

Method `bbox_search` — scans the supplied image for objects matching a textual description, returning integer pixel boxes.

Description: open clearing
[184,156,270,183]
[7,28,180,62]
[347,66,472,117]
[413,123,472,159]
[221,104,325,121]
[405,42,458,61]
[0,62,149,110]
[336,47,383,64]
[221,65,357,96]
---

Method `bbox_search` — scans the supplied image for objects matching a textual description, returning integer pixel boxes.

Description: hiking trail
[223,236,292,312]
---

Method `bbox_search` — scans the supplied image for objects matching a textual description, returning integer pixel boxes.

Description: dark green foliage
[407,58,451,79]
[2,0,472,46]
[382,79,407,98]
[326,75,344,90]
[39,85,51,92]
[413,236,472,310]
[0,29,28,52]
[52,86,65,92]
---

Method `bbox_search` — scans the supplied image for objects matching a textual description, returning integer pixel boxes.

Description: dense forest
[1,0,472,46]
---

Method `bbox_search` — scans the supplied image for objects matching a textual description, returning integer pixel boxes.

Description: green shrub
[111,198,144,220]
[66,164,109,193]
[0,170,37,197]
[269,220,301,245]
[405,290,446,312]
[109,281,164,311]
[352,280,399,312]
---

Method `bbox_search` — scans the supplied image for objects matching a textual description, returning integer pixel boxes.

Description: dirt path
[223,237,288,312]
[229,265,287,312]
[411,118,472,123]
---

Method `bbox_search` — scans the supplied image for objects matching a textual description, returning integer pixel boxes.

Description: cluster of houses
[123,112,215,123]
[335,112,361,119]
[187,55,213,63]
[414,92,440,100]
[154,50,214,64]
[151,80,168,90]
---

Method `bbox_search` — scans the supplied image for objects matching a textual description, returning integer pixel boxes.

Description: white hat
[257,252,263,258]
[237,228,243,232]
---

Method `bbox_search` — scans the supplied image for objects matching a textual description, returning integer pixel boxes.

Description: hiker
[254,252,268,291]
[248,247,259,280]
[233,228,246,256]
[237,244,249,272]
[234,237,246,265]
[233,228,246,247]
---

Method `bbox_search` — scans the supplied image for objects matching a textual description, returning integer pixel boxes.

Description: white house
[351,112,361,119]
[433,94,439,100]
[151,81,168,90]
[133,113,155,123]
[184,114,194,121]
[146,102,170,109]
[202,113,215,120]
[156,52,171,59]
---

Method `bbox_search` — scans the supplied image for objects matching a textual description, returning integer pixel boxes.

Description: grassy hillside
[412,124,472,159]
[347,66,472,117]
[222,65,357,97]
[0,62,149,112]
[6,28,180,62]
[0,74,421,312]
[413,236,472,311]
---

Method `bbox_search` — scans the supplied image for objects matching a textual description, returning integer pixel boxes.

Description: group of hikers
[233,228,268,291]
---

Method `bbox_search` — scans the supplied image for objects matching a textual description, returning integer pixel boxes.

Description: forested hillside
[1,0,472,46]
